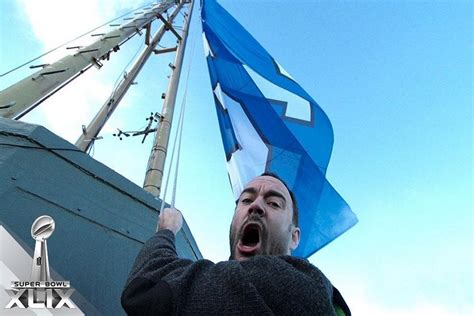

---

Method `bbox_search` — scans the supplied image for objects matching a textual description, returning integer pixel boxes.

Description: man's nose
[248,197,265,217]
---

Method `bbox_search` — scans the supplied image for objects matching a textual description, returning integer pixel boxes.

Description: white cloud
[18,0,142,48]
[34,69,114,142]
[16,0,145,143]
[19,0,102,40]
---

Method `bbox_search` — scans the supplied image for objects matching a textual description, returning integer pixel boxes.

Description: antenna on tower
[112,112,162,143]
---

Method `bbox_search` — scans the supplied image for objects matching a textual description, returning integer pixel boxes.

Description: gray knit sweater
[121,229,350,315]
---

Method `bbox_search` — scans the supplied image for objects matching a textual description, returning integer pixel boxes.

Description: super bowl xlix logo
[5,216,76,309]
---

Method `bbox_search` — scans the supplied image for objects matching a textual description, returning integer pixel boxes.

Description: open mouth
[237,223,262,256]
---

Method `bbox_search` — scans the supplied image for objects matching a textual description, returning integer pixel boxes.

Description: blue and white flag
[201,0,358,258]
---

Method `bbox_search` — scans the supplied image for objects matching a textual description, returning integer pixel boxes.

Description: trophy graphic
[4,215,76,309]
[31,215,55,281]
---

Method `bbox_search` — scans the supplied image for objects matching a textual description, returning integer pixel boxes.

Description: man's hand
[157,207,183,235]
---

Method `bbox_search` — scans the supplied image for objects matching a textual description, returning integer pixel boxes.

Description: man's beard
[229,214,290,260]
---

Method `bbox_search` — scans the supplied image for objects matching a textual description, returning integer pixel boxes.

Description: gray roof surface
[0,118,202,315]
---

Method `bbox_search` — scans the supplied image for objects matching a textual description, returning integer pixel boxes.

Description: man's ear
[290,226,301,251]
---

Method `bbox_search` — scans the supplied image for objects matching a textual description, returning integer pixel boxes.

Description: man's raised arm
[121,208,189,315]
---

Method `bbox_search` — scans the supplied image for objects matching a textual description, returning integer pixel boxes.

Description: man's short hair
[260,172,299,227]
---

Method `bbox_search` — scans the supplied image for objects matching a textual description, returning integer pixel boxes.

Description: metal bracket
[84,136,103,142]
[78,48,99,54]
[0,101,16,109]
[32,68,69,81]
[145,23,151,46]
[29,64,50,69]
[91,58,103,69]
[156,13,182,41]
[153,46,177,55]
[103,35,121,40]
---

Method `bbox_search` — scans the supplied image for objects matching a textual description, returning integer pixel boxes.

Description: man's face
[229,176,300,261]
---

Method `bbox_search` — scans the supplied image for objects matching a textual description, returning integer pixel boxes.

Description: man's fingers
[158,207,183,235]
[162,207,180,214]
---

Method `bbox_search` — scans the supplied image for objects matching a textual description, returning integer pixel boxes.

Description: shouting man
[121,173,350,315]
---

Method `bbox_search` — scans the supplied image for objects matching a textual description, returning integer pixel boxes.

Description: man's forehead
[243,176,290,198]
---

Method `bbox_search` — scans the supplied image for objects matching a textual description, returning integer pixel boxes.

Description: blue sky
[0,0,472,315]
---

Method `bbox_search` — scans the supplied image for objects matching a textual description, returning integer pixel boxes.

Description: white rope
[159,11,197,213]
[170,94,186,207]
[158,105,181,212]
[169,16,198,208]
